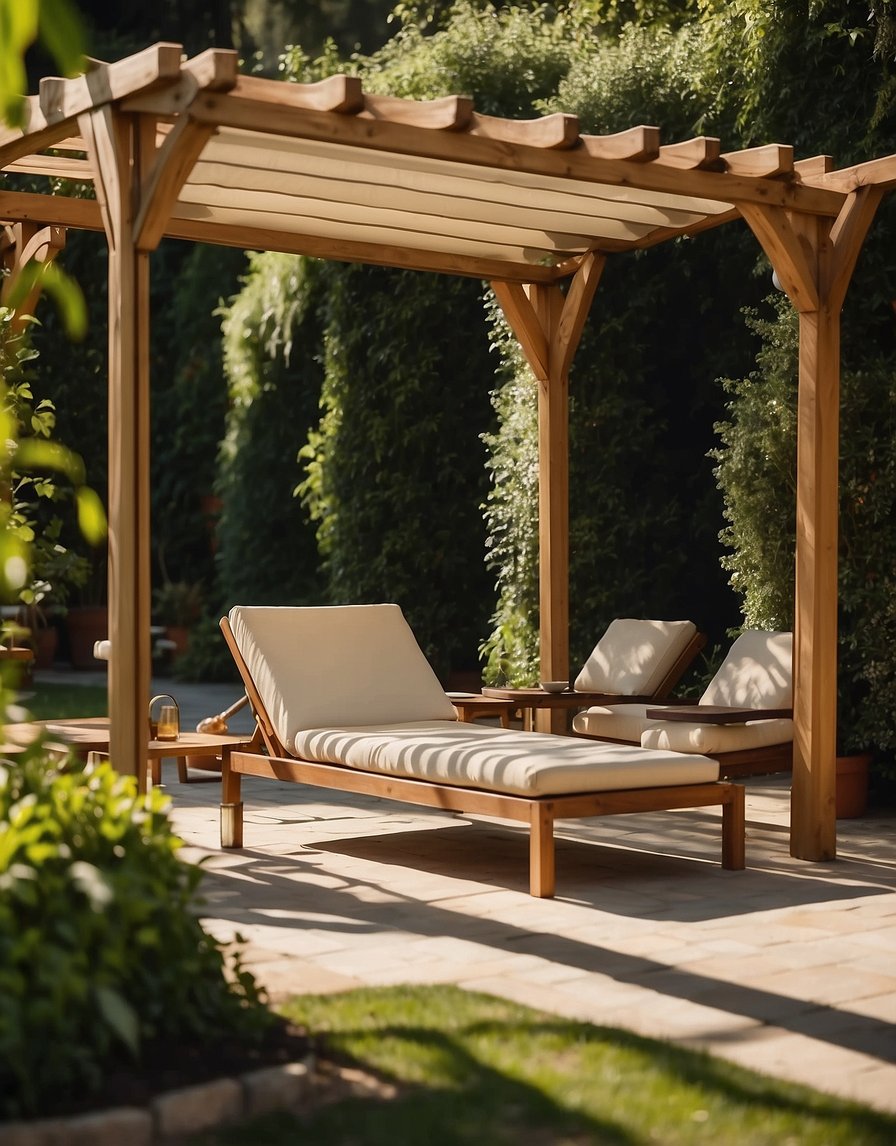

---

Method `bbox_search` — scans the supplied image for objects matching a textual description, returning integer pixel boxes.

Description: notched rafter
[656,137,721,170]
[579,125,660,162]
[470,111,580,149]
[721,144,793,178]
[363,93,473,131]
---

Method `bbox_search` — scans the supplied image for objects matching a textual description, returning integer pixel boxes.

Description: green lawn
[192,986,896,1146]
[13,680,108,721]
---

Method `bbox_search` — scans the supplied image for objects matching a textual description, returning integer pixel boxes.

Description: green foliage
[479,303,539,685]
[299,263,494,676]
[711,299,798,633]
[292,0,574,113]
[0,748,272,1120]
[548,19,723,138]
[713,294,896,761]
[0,0,84,126]
[150,242,248,595]
[0,309,96,630]
[216,251,327,608]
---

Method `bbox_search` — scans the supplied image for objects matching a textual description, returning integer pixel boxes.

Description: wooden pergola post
[740,188,881,858]
[492,253,604,730]
[79,105,152,788]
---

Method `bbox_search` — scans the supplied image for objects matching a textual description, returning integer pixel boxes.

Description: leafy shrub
[215,252,327,609]
[713,293,896,766]
[299,263,494,678]
[0,746,271,1120]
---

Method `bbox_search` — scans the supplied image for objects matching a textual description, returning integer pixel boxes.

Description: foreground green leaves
[0,748,273,1119]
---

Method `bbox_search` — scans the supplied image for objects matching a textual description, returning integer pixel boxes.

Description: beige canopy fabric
[2,42,893,859]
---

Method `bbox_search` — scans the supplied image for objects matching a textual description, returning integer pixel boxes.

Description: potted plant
[152,579,204,660]
[17,519,90,669]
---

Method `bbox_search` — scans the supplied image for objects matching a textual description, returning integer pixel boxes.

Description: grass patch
[193,986,896,1145]
[13,680,108,721]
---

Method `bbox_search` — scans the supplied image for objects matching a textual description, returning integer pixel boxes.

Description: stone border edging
[1,1058,312,1144]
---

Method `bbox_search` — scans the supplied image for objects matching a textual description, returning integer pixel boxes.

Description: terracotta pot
[165,624,190,659]
[835,753,872,819]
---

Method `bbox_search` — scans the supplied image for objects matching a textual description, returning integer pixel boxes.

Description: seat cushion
[293,720,719,797]
[573,619,696,695]
[700,631,792,708]
[571,703,661,742]
[228,604,457,748]
[641,718,794,755]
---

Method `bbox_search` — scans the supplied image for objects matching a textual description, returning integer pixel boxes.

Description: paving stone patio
[34,671,896,1115]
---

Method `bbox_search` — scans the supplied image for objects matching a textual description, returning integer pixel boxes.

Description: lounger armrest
[645,704,793,724]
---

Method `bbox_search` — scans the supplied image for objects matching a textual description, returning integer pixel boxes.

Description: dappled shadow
[190,815,896,1070]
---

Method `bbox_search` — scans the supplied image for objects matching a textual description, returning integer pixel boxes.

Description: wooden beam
[0,189,105,230]
[825,185,883,312]
[551,250,605,383]
[78,104,152,789]
[188,91,846,218]
[656,137,721,170]
[721,143,793,178]
[739,203,820,312]
[470,111,580,149]
[134,113,214,250]
[364,93,474,131]
[808,151,896,193]
[38,43,184,125]
[490,281,550,377]
[579,125,660,162]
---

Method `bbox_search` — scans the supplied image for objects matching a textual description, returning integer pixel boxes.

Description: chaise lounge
[219,604,746,897]
[572,630,793,779]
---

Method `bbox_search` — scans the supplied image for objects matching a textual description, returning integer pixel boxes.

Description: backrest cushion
[700,630,793,709]
[573,618,697,695]
[228,604,457,745]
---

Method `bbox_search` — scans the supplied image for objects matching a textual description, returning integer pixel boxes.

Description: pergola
[2,42,891,860]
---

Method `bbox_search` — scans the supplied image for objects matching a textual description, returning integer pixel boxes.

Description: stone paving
[36,671,896,1115]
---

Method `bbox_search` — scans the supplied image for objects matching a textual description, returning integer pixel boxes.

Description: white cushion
[573,619,697,695]
[700,630,792,708]
[642,718,794,755]
[571,703,662,742]
[228,604,457,748]
[293,720,719,797]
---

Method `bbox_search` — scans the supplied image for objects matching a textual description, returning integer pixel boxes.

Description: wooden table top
[3,717,253,756]
[481,687,648,708]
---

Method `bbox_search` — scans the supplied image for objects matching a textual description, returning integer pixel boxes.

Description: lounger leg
[220,749,243,849]
[530,802,556,897]
[721,783,746,870]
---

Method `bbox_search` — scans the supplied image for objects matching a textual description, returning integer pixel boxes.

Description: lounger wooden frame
[218,617,746,897]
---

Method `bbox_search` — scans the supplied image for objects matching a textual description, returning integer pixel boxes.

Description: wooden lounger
[219,606,746,898]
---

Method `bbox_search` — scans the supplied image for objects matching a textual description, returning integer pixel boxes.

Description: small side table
[19,718,254,790]
[447,692,516,728]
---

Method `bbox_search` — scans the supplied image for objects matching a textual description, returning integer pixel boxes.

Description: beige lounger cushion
[573,618,697,695]
[573,630,794,755]
[571,703,658,742]
[293,720,719,797]
[228,604,457,746]
[640,717,793,754]
[700,630,792,708]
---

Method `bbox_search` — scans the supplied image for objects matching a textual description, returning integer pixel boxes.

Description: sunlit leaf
[76,486,107,545]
